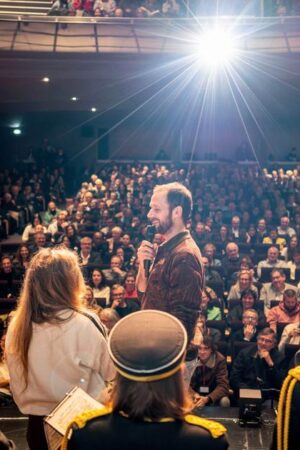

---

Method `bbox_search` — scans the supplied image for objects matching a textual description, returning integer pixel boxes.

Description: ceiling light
[71,97,79,102]
[13,129,22,135]
[42,77,50,83]
[91,107,97,112]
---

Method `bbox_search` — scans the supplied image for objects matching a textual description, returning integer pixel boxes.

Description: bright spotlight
[198,28,237,67]
[71,96,79,102]
[13,128,22,135]
[91,107,97,112]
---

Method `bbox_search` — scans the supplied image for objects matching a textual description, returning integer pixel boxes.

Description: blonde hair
[8,248,86,385]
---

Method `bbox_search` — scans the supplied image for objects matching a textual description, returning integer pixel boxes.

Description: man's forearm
[136,268,147,294]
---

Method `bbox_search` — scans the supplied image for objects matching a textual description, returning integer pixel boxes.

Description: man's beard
[155,212,173,235]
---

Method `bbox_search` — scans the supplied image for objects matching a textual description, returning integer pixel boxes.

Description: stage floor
[0,406,275,449]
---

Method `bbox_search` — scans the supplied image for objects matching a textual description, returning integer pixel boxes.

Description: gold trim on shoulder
[184,414,227,438]
[61,406,112,450]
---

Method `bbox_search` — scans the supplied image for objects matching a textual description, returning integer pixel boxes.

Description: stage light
[197,28,237,68]
[42,76,50,83]
[91,107,97,112]
[11,122,21,129]
[71,96,79,102]
[13,128,22,135]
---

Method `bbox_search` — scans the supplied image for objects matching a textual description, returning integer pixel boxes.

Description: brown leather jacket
[142,231,203,342]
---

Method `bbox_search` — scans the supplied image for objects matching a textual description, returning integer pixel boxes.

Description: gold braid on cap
[115,361,183,382]
[277,366,300,450]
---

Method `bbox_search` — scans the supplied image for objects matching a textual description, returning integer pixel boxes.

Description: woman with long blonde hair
[5,247,114,450]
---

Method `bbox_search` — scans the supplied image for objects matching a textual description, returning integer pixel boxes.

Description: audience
[2,158,300,422]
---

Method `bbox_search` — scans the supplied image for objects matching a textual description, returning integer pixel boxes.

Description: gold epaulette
[61,406,113,450]
[288,366,300,381]
[184,414,227,438]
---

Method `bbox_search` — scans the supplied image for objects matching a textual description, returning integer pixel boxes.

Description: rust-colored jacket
[142,231,203,343]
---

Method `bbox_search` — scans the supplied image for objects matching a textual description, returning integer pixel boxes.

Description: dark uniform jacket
[142,231,203,343]
[67,410,228,450]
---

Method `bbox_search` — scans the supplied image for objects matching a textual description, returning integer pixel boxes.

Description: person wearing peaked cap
[62,310,228,450]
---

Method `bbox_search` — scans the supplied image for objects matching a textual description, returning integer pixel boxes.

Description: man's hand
[244,324,255,341]
[137,241,156,269]
[258,349,274,367]
[193,395,209,408]
[290,327,300,337]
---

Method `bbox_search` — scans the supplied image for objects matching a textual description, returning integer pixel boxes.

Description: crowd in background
[48,0,297,18]
[1,150,300,407]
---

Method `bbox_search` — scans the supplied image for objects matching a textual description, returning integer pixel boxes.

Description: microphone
[144,225,156,278]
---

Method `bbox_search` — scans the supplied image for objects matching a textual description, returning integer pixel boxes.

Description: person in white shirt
[5,248,115,450]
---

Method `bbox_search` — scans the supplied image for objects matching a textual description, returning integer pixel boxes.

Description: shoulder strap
[61,406,113,450]
[184,414,227,438]
[75,309,107,339]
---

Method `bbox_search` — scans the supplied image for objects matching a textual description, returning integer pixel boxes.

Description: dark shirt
[114,300,140,318]
[142,231,203,343]
[230,345,286,395]
[68,411,228,450]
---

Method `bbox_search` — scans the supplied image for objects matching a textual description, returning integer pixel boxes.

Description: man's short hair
[242,309,258,319]
[257,327,276,342]
[154,182,192,223]
[284,289,296,298]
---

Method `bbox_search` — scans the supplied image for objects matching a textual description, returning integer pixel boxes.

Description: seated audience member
[227,270,258,303]
[228,216,248,243]
[201,288,222,321]
[64,310,228,450]
[44,200,61,225]
[227,289,265,328]
[192,312,222,346]
[82,286,102,318]
[22,213,47,242]
[213,225,229,250]
[267,289,300,333]
[102,255,127,287]
[78,236,103,267]
[124,272,138,300]
[230,328,286,400]
[278,322,300,353]
[107,226,123,255]
[0,256,20,298]
[257,246,287,279]
[92,231,109,263]
[5,248,115,450]
[230,309,259,343]
[270,365,300,450]
[110,284,140,318]
[260,269,300,312]
[277,215,296,240]
[262,227,287,252]
[138,0,162,16]
[162,0,181,16]
[192,222,211,248]
[89,268,110,306]
[190,337,230,408]
[256,218,269,243]
[29,231,50,254]
[281,235,298,262]
[120,233,136,264]
[99,308,120,333]
[13,243,32,274]
[61,224,80,250]
[0,333,14,407]
[47,211,69,241]
[221,242,241,280]
[202,257,223,285]
[287,246,300,280]
[203,243,222,267]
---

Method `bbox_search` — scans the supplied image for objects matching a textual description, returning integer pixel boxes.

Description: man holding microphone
[136,182,203,344]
